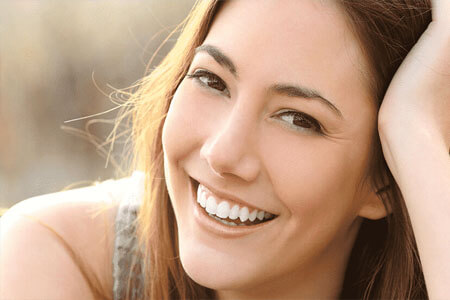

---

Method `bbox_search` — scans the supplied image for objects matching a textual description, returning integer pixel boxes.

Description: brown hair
[117,0,432,299]
[338,1,431,299]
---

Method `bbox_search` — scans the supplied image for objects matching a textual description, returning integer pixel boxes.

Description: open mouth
[191,178,277,227]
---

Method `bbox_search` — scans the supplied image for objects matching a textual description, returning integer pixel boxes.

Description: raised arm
[378,1,450,298]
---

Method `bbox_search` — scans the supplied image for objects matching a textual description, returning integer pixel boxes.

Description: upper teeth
[197,184,274,222]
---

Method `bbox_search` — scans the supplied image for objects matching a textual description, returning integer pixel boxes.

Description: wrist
[378,119,449,180]
[378,115,448,152]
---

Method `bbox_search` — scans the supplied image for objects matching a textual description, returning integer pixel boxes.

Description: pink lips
[190,177,277,238]
[191,177,278,216]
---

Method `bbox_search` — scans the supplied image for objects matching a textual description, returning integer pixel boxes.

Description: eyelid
[274,109,325,135]
[186,67,326,136]
[187,68,231,97]
[190,68,222,79]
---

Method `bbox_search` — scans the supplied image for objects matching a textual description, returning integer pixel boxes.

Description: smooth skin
[0,181,123,299]
[1,1,448,299]
[378,0,450,298]
[163,1,385,299]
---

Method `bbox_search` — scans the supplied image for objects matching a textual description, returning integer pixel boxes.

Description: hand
[378,0,450,164]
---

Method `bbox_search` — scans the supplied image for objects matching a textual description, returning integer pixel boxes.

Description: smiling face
[162,0,385,298]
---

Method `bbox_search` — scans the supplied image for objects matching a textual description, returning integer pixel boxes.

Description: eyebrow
[269,84,343,119]
[195,44,237,77]
[194,44,343,119]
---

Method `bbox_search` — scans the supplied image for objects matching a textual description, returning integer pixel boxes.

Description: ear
[357,185,391,220]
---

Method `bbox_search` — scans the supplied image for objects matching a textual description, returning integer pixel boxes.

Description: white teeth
[209,213,237,226]
[216,201,230,219]
[197,184,202,202]
[229,204,240,220]
[196,183,276,225]
[239,207,249,222]
[197,184,202,203]
[200,191,207,208]
[257,210,265,221]
[205,196,217,214]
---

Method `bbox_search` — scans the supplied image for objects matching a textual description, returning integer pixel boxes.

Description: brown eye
[277,111,323,134]
[186,70,230,96]
[293,114,313,128]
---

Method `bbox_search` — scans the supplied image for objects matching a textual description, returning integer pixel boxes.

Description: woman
[1,0,448,299]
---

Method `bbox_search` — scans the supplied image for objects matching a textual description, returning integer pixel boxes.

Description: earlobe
[358,187,391,220]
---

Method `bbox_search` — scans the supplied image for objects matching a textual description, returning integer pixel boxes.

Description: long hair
[119,1,432,299]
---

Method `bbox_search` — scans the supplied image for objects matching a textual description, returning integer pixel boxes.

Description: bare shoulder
[0,177,132,299]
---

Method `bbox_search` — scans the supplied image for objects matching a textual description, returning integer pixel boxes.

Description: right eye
[186,69,230,96]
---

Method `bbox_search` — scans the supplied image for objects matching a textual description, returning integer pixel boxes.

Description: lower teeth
[208,213,244,226]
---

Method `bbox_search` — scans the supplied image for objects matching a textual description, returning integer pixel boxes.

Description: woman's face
[163,0,383,297]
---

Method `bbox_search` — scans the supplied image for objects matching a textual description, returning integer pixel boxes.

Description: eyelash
[186,69,230,97]
[275,110,323,134]
[185,69,323,134]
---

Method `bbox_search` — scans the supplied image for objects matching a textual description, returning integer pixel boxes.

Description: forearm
[380,126,450,299]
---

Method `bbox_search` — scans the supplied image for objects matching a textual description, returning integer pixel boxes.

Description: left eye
[276,110,323,134]
[186,69,230,96]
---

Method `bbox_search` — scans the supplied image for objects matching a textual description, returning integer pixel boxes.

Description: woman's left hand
[378,1,449,298]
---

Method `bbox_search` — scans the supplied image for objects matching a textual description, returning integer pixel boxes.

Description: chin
[177,235,270,291]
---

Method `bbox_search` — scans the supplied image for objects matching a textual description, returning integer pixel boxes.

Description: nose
[200,107,261,182]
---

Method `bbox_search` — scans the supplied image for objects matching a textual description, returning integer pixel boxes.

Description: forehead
[203,0,374,110]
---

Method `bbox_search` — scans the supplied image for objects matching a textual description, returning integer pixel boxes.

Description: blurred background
[0,0,195,208]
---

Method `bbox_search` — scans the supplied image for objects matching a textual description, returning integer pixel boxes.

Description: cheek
[162,81,202,162]
[162,81,207,219]
[260,129,368,220]
[162,79,230,164]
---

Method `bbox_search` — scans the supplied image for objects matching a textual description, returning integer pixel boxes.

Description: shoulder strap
[112,171,145,300]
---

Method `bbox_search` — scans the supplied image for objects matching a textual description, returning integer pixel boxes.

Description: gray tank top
[109,171,145,300]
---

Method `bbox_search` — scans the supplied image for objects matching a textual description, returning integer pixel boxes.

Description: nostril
[202,145,261,182]
[200,142,227,178]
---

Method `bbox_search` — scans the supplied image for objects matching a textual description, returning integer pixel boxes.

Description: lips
[190,177,278,227]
